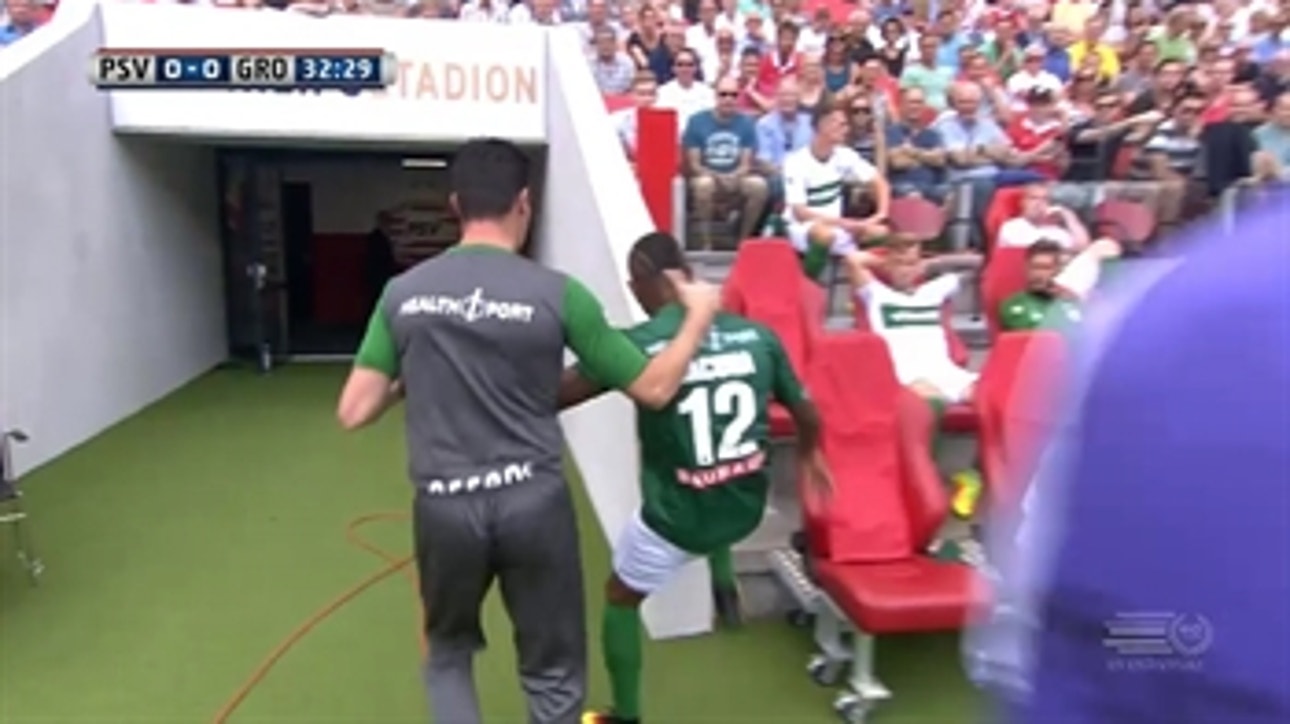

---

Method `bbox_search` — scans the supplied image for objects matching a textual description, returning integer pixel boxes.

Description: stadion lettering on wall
[99,4,547,142]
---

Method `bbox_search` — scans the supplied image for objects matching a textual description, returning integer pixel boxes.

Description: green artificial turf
[0,365,981,723]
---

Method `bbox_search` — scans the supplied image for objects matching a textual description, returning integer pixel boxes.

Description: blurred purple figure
[1004,201,1290,723]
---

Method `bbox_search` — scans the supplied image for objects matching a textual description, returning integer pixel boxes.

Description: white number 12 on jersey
[676,381,758,466]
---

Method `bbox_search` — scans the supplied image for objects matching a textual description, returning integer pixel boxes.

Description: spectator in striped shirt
[1132,92,1206,223]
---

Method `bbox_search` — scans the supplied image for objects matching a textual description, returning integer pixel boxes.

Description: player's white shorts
[786,222,858,256]
[904,361,979,403]
[612,510,695,595]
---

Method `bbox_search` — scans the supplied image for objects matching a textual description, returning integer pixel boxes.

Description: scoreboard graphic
[89,48,398,91]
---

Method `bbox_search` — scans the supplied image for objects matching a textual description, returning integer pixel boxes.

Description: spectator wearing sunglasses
[847,96,885,168]
[1132,92,1207,226]
[684,77,768,248]
[658,48,716,130]
[1065,90,1164,183]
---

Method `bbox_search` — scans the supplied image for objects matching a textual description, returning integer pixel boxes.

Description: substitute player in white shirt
[783,103,891,280]
[842,238,982,404]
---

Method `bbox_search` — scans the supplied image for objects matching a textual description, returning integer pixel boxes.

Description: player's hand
[801,449,834,501]
[665,270,721,318]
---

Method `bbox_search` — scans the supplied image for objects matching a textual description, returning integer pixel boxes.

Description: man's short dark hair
[629,231,688,279]
[1027,239,1065,259]
[449,138,531,222]
[811,99,843,128]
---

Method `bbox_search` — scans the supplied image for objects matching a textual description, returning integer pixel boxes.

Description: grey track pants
[412,476,586,724]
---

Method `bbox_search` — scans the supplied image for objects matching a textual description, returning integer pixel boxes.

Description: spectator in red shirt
[755,20,801,98]
[1006,88,1069,180]
[1199,56,1238,126]
[735,47,771,114]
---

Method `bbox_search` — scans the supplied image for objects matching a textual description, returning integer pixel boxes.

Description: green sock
[926,397,947,463]
[708,547,736,590]
[801,244,830,281]
[602,603,643,720]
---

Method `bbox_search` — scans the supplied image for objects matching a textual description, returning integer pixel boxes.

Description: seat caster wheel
[807,654,846,687]
[833,692,871,724]
[786,609,814,628]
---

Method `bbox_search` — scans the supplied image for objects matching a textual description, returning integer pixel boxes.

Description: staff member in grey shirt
[336,138,719,724]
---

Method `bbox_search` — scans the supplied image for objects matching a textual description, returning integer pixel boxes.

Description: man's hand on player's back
[664,270,721,317]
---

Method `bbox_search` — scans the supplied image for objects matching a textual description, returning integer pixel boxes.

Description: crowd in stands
[595,0,1290,250]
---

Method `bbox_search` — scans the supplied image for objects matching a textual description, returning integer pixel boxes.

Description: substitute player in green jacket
[559,232,832,724]
[998,240,1083,332]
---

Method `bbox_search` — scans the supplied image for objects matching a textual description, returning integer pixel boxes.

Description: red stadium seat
[800,333,979,716]
[976,332,1067,512]
[723,239,821,437]
[887,195,948,241]
[1094,198,1157,246]
[980,248,1030,340]
[984,187,1027,254]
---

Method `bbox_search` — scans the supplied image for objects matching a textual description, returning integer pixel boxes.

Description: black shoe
[581,711,640,724]
[713,584,744,629]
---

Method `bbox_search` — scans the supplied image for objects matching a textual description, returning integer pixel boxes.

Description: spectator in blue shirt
[755,77,813,211]
[936,83,1015,183]
[684,75,768,248]
[648,23,688,84]
[755,78,814,169]
[1042,25,1073,83]
[935,82,1046,246]
[931,9,969,71]
[0,0,41,47]
[1251,16,1290,64]
[1020,204,1290,724]
[886,87,949,203]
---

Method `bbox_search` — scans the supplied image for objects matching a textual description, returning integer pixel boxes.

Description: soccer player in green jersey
[998,240,1084,332]
[998,238,1123,332]
[559,231,832,724]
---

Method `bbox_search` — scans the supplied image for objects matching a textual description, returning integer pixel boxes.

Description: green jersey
[998,291,1082,332]
[583,306,806,553]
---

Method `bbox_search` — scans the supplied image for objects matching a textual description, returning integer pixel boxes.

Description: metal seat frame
[1,429,44,584]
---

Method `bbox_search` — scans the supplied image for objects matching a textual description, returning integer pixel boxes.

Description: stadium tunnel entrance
[218,145,548,367]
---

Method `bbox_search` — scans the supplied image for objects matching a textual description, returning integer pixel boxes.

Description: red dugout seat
[984,186,1026,254]
[980,247,1029,340]
[976,332,1067,512]
[800,332,980,719]
[722,239,823,437]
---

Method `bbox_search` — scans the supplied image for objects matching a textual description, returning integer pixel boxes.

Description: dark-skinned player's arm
[337,294,405,430]
[556,366,608,410]
[562,274,718,410]
[766,329,832,498]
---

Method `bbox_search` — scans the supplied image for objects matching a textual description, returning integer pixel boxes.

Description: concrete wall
[0,5,704,639]
[0,2,227,474]
[538,27,713,639]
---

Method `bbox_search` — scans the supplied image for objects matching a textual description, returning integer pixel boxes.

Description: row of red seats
[981,187,1158,338]
[722,239,1065,721]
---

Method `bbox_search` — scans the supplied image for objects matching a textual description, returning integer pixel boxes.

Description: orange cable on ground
[210,511,427,724]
